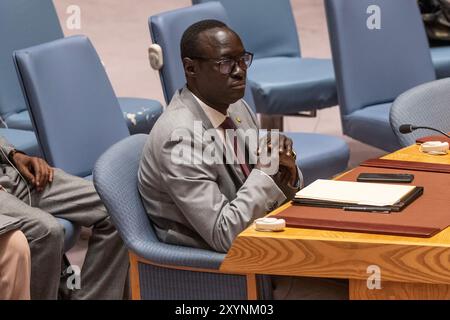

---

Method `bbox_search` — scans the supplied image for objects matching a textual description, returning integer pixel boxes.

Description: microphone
[399,124,450,139]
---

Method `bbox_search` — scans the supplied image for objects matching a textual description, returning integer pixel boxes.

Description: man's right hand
[11,152,54,192]
[256,134,298,187]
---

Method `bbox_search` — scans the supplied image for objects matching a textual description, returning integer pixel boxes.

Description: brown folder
[416,134,450,144]
[361,158,450,174]
[276,167,450,237]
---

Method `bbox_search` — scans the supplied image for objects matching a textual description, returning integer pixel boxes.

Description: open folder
[293,179,423,212]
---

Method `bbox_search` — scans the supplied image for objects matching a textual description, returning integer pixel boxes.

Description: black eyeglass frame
[189,51,254,74]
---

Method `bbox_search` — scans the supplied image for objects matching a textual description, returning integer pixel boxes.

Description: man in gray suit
[139,20,300,253]
[0,137,128,299]
[139,20,348,299]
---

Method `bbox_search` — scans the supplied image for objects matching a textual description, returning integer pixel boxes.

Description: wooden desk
[221,145,450,300]
[381,144,450,164]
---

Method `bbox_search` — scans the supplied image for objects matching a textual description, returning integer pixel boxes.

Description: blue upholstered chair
[390,78,450,147]
[0,0,163,135]
[13,36,132,252]
[192,0,338,129]
[93,134,272,299]
[325,0,436,152]
[0,128,39,156]
[149,2,349,186]
[14,35,130,178]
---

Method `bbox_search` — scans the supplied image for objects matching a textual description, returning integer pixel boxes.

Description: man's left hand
[11,152,54,192]
[277,135,298,186]
[259,134,298,186]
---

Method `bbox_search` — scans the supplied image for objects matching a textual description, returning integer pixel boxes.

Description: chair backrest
[192,0,301,60]
[149,2,255,110]
[390,78,450,147]
[0,0,63,117]
[14,35,129,177]
[93,134,159,249]
[325,0,436,116]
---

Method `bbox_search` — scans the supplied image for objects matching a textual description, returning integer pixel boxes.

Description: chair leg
[246,274,258,300]
[129,252,141,300]
[259,110,317,131]
[259,114,284,131]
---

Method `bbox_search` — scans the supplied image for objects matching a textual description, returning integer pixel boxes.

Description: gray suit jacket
[138,87,301,252]
[0,137,15,164]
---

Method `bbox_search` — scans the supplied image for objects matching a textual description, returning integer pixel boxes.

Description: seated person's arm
[256,133,302,201]
[159,135,289,253]
[0,136,53,192]
[0,136,16,164]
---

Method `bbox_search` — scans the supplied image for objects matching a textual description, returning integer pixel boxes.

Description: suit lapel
[180,87,245,186]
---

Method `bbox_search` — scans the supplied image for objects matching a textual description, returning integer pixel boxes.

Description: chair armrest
[128,235,226,270]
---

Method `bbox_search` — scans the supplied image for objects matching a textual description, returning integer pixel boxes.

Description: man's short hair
[180,19,228,59]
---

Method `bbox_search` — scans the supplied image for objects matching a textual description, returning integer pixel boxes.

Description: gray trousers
[0,165,129,300]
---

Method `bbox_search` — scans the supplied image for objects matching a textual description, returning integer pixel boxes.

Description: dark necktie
[220,117,251,178]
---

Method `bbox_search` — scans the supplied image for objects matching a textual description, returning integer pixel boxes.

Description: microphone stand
[411,126,450,139]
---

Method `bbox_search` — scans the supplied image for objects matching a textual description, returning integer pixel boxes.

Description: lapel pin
[236,117,241,123]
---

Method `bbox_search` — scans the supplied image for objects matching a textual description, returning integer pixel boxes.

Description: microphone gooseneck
[399,124,450,139]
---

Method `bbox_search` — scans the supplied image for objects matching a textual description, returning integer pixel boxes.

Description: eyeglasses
[190,51,254,75]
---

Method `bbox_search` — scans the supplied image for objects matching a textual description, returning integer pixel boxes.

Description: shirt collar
[192,93,227,129]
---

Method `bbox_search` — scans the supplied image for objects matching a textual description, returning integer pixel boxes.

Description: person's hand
[277,134,298,186]
[256,134,298,186]
[11,152,54,192]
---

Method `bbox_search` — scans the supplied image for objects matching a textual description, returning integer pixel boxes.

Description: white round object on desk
[419,141,449,155]
[254,217,286,232]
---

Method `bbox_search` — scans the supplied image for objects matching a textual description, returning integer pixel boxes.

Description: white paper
[295,179,416,206]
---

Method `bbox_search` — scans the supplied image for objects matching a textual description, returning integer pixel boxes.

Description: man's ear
[183,57,196,78]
